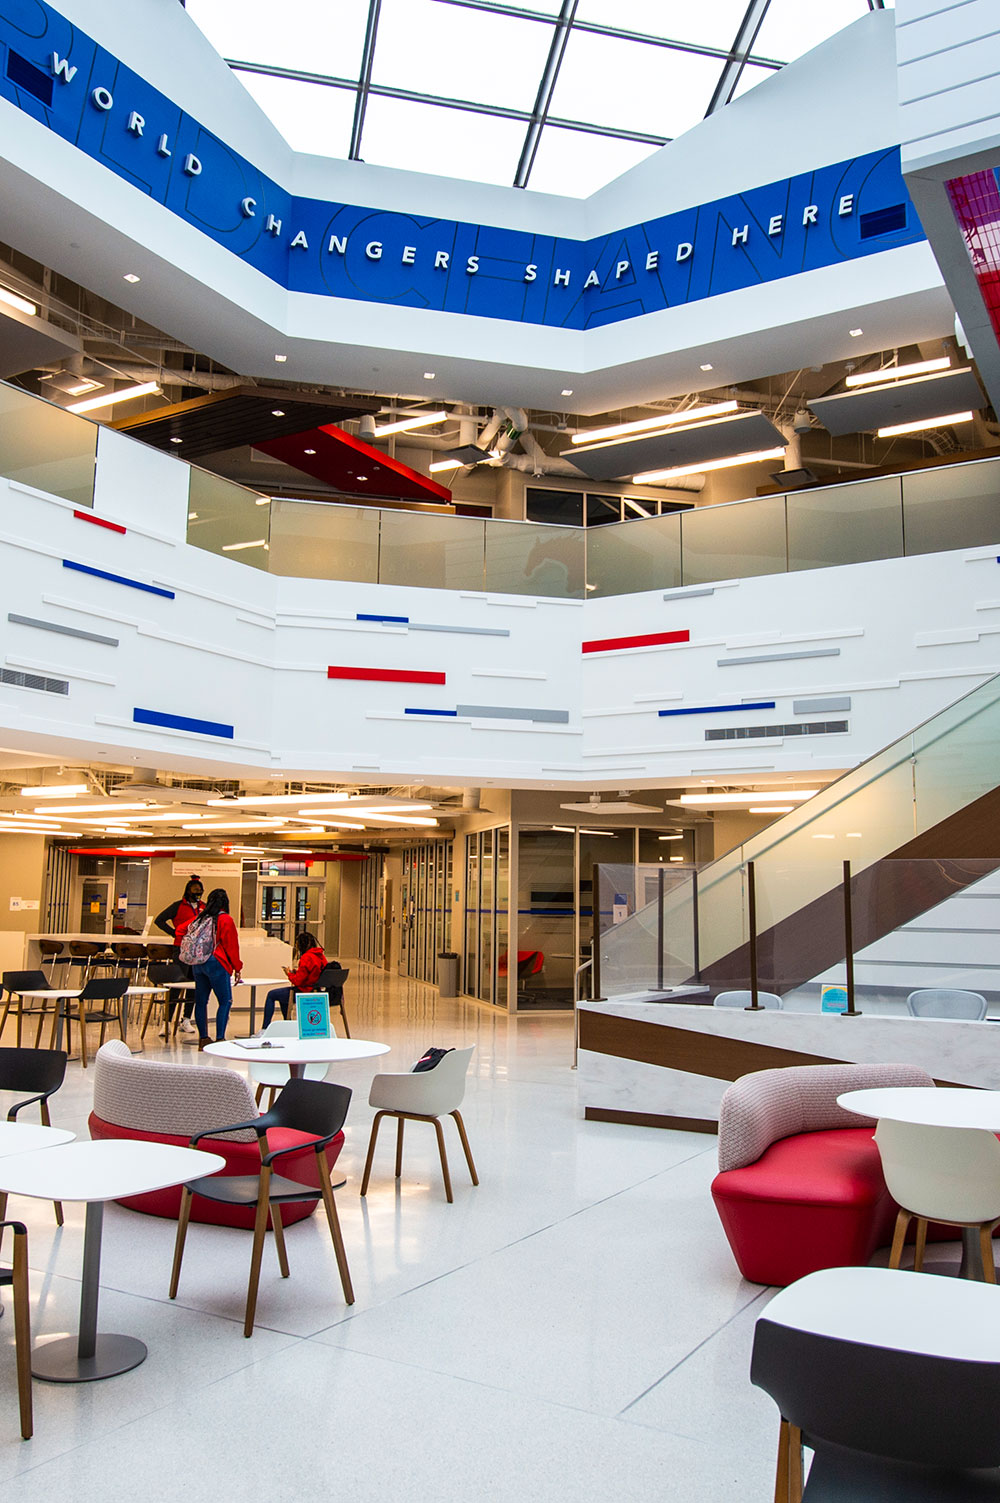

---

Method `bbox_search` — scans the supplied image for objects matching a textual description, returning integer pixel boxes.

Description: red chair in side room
[710,1061,936,1287]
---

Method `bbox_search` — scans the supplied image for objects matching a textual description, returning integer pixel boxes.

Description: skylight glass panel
[549,28,721,139]
[372,0,554,113]
[526,126,659,197]
[574,0,763,55]
[359,97,526,187]
[234,73,356,157]
[752,0,880,64]
[185,0,369,80]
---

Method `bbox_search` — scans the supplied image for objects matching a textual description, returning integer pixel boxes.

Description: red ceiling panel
[254,424,452,504]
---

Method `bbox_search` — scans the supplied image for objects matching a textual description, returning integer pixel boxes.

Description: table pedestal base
[32,1333,147,1383]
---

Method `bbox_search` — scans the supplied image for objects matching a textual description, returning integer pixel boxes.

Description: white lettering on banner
[645,250,659,271]
[156,134,171,158]
[290,230,308,249]
[50,53,77,84]
[241,197,256,218]
[466,255,479,275]
[732,224,749,247]
[554,268,571,286]
[676,242,692,262]
[615,260,630,280]
[839,194,855,216]
[127,111,144,136]
[802,204,818,225]
[434,250,449,269]
[328,234,347,254]
[524,263,537,282]
[401,245,416,264]
[583,270,600,288]
[91,86,113,111]
[768,215,783,236]
[365,240,382,260]
[183,154,202,177]
[266,214,282,236]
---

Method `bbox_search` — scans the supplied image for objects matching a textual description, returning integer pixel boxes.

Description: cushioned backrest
[717,1061,936,1172]
[93,1040,259,1141]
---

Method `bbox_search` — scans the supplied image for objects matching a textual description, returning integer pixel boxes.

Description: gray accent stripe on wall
[663,587,715,600]
[407,623,510,637]
[717,647,841,667]
[793,695,852,714]
[8,613,119,647]
[456,703,570,723]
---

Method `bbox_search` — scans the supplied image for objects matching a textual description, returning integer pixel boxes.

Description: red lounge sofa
[88,1040,344,1230]
[711,1061,936,1287]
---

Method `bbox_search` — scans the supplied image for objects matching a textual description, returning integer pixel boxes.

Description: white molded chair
[249,1020,329,1109]
[714,990,782,1009]
[905,988,988,1021]
[360,1045,478,1204]
[876,1117,1000,1282]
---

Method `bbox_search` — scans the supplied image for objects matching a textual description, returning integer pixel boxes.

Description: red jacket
[174,898,205,946]
[287,945,326,991]
[212,913,242,975]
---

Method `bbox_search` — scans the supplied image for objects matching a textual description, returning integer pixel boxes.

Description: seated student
[262,930,328,1029]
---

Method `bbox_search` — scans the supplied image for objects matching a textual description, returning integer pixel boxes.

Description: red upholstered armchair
[711,1061,935,1287]
[88,1041,345,1229]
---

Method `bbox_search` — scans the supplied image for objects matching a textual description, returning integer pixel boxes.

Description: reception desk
[577,998,1000,1132]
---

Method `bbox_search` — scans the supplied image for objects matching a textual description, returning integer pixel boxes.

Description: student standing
[153,875,204,1034]
[184,888,242,1050]
[261,930,327,1029]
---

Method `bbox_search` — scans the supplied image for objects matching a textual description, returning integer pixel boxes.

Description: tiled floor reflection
[0,964,776,1500]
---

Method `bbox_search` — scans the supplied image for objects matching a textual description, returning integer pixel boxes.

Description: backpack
[179,913,217,966]
[412,1046,453,1073]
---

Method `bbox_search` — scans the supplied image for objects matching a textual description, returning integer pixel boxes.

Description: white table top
[0,1122,75,1158]
[15,988,85,1000]
[205,1037,389,1065]
[0,1139,226,1201]
[839,1086,1000,1130]
[236,977,290,987]
[761,1266,1000,1362]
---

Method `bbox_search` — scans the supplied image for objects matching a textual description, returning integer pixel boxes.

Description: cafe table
[0,1122,74,1157]
[839,1086,1000,1279]
[232,977,293,1035]
[204,1035,390,1079]
[0,1139,225,1382]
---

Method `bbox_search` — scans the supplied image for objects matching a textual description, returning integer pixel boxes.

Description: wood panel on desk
[578,1009,841,1082]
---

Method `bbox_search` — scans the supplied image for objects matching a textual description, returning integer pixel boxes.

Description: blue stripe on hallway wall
[658,700,776,717]
[357,614,409,624]
[63,561,175,599]
[405,708,458,716]
[133,707,234,739]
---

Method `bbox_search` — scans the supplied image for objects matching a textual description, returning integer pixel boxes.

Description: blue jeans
[262,986,291,1030]
[193,956,232,1041]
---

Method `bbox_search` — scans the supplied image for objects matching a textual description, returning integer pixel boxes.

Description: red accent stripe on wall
[582,629,690,654]
[73,510,127,534]
[327,666,446,684]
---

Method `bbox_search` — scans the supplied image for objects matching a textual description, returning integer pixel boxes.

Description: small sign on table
[296,992,331,1040]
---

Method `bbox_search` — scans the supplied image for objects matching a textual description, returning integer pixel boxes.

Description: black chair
[0,1047,68,1226]
[169,1078,354,1337]
[751,1267,1000,1500]
[63,977,129,1068]
[316,965,351,1037]
[141,961,189,1041]
[0,1219,31,1439]
[0,970,53,1049]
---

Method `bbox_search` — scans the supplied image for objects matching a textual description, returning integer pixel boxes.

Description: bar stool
[113,943,146,986]
[64,942,103,988]
[37,940,65,986]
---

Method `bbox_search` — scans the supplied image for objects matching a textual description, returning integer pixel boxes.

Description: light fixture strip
[876,411,973,439]
[20,782,88,797]
[844,356,951,388]
[373,410,448,438]
[571,401,738,447]
[67,381,160,415]
[678,789,819,805]
[634,446,785,485]
[0,286,38,317]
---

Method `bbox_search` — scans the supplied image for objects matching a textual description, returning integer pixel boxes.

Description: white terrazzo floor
[0,963,789,1500]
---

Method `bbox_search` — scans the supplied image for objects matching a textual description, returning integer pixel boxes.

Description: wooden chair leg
[0,993,11,1039]
[774,1419,803,1503]
[981,1223,997,1284]
[244,1167,272,1337]
[271,1202,290,1279]
[77,1004,89,1069]
[254,1082,265,1107]
[432,1116,453,1203]
[360,1111,386,1196]
[450,1110,479,1186]
[15,1000,22,1049]
[169,1186,194,1299]
[317,1151,354,1305]
[913,1217,927,1273]
[394,1117,405,1179]
[888,1208,910,1270]
[11,1228,31,1441]
[141,996,157,1040]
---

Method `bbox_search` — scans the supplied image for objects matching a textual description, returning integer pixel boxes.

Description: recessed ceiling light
[849,328,863,337]
[188,511,198,520]
[561,388,573,396]
[271,409,285,417]
[304,448,316,455]
[749,805,793,814]
[274,354,287,363]
[123,273,141,284]
[356,475,367,482]
[700,363,713,372]
[423,372,435,380]
[170,436,182,443]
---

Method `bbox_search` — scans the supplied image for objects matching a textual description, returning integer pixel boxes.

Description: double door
[258,880,325,947]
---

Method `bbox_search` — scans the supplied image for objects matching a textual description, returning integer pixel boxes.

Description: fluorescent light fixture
[571,401,738,447]
[303,802,434,817]
[429,459,463,473]
[304,448,316,455]
[845,356,950,388]
[35,802,150,815]
[669,856,684,861]
[579,828,614,837]
[658,834,684,841]
[876,411,973,438]
[550,825,575,833]
[812,833,836,840]
[68,381,159,414]
[749,805,794,814]
[846,832,862,838]
[678,789,819,806]
[207,792,357,808]
[0,286,37,317]
[221,539,268,551]
[20,782,88,797]
[374,410,447,438]
[183,821,286,831]
[0,824,64,834]
[634,446,785,485]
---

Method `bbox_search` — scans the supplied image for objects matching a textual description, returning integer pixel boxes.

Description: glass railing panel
[186,467,270,570]
[379,509,485,590]
[485,519,584,598]
[787,476,903,571]
[267,499,379,582]
[909,673,1000,833]
[585,513,682,597]
[0,382,97,508]
[680,494,786,584]
[903,460,1000,555]
[594,863,700,995]
[693,846,750,978]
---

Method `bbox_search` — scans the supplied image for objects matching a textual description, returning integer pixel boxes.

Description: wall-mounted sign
[170,861,237,877]
[0,3,924,334]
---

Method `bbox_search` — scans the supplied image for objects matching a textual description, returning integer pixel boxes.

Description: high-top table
[232,977,290,1035]
[0,1139,225,1382]
[204,1035,389,1079]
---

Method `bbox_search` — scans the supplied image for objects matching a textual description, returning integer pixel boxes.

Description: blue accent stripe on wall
[658,700,776,717]
[133,707,234,739]
[63,561,175,599]
[405,707,458,717]
[358,613,409,624]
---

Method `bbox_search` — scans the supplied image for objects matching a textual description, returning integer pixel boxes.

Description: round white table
[839,1086,1000,1279]
[0,1121,75,1157]
[0,1139,225,1382]
[204,1035,389,1078]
